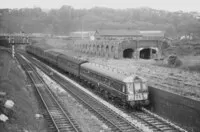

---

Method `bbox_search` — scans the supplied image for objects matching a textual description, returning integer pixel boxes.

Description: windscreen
[127,83,133,94]
[134,82,141,93]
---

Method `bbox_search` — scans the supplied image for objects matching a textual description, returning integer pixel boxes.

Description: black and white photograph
[0,0,200,131]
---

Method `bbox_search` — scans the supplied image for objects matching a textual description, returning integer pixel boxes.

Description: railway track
[17,54,82,132]
[21,53,142,132]
[20,52,187,132]
[130,108,186,132]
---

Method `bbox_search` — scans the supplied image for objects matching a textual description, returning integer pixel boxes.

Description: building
[69,31,95,40]
[72,30,166,59]
[95,29,164,40]
[95,29,142,40]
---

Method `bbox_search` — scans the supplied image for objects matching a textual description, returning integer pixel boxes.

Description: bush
[167,55,182,67]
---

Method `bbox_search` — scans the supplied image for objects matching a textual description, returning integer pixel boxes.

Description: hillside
[0,6,200,38]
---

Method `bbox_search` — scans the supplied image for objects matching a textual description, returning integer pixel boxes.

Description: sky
[0,0,200,12]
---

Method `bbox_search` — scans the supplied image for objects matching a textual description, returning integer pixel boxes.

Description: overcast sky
[0,0,200,12]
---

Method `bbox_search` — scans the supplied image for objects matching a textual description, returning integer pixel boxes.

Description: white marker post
[12,44,15,58]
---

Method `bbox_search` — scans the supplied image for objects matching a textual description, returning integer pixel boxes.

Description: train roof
[45,49,88,64]
[81,63,144,83]
[28,44,53,51]
[45,48,65,53]
[44,50,62,56]
[58,53,88,64]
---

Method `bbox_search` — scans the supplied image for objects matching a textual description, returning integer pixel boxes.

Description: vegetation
[0,6,200,38]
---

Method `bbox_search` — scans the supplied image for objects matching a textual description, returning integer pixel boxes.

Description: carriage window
[75,65,78,70]
[97,74,102,81]
[89,71,93,76]
[96,74,99,80]
[101,76,105,82]
[110,81,114,87]
[111,81,122,91]
[92,72,96,78]
[107,79,110,86]
[122,85,125,93]
[83,69,87,74]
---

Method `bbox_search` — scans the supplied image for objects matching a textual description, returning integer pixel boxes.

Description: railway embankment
[0,49,48,132]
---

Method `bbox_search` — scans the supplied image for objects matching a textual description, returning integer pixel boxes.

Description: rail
[17,54,81,132]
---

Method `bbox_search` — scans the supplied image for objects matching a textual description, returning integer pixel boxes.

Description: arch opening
[111,46,114,52]
[123,48,134,58]
[139,48,157,59]
[97,45,100,51]
[106,45,109,52]
[101,45,104,51]
[101,45,104,56]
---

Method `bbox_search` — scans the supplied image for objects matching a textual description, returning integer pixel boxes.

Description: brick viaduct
[71,39,163,59]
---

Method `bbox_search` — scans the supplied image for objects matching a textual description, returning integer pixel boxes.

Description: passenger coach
[57,53,88,77]
[26,44,149,108]
[80,63,149,107]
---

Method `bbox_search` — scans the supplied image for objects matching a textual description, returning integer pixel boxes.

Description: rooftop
[69,31,95,38]
[95,29,165,37]
[95,29,141,37]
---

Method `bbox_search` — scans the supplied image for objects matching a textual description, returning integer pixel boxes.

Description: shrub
[167,55,182,67]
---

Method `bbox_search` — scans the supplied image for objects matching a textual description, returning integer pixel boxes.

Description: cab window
[126,83,134,94]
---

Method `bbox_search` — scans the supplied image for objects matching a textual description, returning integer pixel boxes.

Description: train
[26,44,149,108]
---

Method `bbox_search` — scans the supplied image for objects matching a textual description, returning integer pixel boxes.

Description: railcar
[80,63,149,107]
[26,45,35,55]
[25,45,31,53]
[44,50,61,66]
[26,45,47,60]
[25,45,149,108]
[57,53,88,77]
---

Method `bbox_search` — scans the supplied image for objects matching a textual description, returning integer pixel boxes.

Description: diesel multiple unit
[26,45,149,107]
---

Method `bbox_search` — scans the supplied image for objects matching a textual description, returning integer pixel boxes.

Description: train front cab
[125,76,149,107]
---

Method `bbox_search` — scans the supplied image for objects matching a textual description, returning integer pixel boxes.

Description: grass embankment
[154,55,200,73]
[0,50,48,132]
[179,56,200,72]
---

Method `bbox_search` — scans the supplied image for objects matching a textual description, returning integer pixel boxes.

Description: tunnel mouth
[139,48,157,59]
[123,48,134,58]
